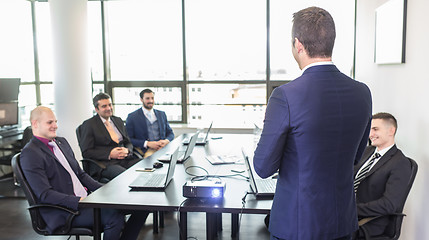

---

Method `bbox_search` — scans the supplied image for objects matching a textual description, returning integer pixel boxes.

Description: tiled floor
[0,176,270,240]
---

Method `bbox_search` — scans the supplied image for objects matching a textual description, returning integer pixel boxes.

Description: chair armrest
[132,148,143,159]
[28,204,80,234]
[81,158,107,169]
[358,213,406,240]
[29,204,79,215]
[358,213,406,226]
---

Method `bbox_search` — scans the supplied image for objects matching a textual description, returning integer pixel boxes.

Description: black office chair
[75,124,143,183]
[76,124,163,233]
[11,153,93,240]
[357,157,418,240]
[0,126,31,166]
[20,126,33,148]
[75,124,110,183]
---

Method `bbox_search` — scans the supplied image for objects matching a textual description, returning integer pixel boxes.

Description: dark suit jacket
[20,136,102,233]
[126,108,174,152]
[79,115,134,160]
[355,145,412,236]
[253,65,372,239]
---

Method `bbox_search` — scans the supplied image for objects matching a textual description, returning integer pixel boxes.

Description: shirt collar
[35,136,51,145]
[375,144,395,157]
[35,136,54,153]
[301,61,334,73]
[98,115,111,124]
[141,107,154,116]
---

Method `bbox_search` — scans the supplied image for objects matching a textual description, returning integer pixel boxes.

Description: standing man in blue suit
[253,7,372,240]
[126,89,174,157]
[21,106,148,240]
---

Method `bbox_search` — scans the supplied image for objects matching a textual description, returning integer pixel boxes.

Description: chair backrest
[75,124,91,173]
[11,153,50,235]
[384,157,418,239]
[21,126,33,149]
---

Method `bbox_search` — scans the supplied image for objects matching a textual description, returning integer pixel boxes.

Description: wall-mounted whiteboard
[374,0,407,64]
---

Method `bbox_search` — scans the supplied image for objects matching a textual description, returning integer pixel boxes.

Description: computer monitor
[0,102,18,127]
[0,78,20,102]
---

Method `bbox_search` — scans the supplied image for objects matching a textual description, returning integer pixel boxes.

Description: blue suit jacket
[20,136,102,233]
[126,108,174,152]
[253,65,372,239]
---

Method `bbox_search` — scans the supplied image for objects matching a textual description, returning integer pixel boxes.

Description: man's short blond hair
[30,106,52,124]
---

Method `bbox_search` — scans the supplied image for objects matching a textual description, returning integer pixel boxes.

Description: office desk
[80,133,273,240]
[0,133,22,165]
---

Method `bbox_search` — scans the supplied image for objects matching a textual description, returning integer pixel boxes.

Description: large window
[188,84,266,127]
[186,0,266,81]
[106,0,183,81]
[0,1,34,83]
[5,0,357,128]
[113,87,182,121]
[270,1,356,80]
[0,1,35,128]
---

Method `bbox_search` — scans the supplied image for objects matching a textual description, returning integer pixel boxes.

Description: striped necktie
[354,152,381,193]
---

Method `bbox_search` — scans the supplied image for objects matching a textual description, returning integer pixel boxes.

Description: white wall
[355,0,429,238]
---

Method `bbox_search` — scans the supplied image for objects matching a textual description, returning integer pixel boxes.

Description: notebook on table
[182,121,213,146]
[242,149,277,198]
[129,147,179,191]
[158,132,198,163]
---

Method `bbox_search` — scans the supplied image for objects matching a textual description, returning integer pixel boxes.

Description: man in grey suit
[354,112,413,238]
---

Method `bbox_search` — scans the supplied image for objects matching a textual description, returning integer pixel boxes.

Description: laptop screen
[241,149,259,193]
[164,147,179,185]
[182,131,199,159]
[202,121,213,142]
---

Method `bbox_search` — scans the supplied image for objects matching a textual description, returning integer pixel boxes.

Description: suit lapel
[154,109,164,135]
[138,109,148,129]
[366,145,398,177]
[94,115,111,141]
[32,137,57,160]
[354,147,375,175]
[111,116,125,137]
[32,137,72,174]
[55,138,75,170]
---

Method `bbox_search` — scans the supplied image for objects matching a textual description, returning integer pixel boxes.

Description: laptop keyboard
[255,179,276,192]
[141,174,166,187]
[0,128,22,138]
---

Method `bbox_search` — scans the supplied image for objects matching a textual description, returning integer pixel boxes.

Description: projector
[183,180,226,199]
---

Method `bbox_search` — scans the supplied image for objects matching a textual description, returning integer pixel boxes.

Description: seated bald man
[21,106,148,239]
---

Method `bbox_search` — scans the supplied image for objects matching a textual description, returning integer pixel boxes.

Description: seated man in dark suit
[354,112,412,238]
[126,89,174,157]
[21,106,148,240]
[78,93,141,180]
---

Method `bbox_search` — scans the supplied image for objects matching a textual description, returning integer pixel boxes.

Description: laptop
[158,132,199,163]
[206,154,240,165]
[129,147,179,191]
[182,122,213,145]
[242,149,277,198]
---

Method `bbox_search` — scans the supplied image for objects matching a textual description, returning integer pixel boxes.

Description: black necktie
[354,152,381,192]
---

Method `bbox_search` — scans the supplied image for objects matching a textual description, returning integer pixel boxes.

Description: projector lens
[211,188,221,198]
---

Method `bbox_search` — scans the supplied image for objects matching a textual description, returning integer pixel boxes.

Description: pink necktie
[105,120,119,143]
[48,141,87,198]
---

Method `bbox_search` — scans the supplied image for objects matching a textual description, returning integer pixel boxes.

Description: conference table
[79,133,273,240]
